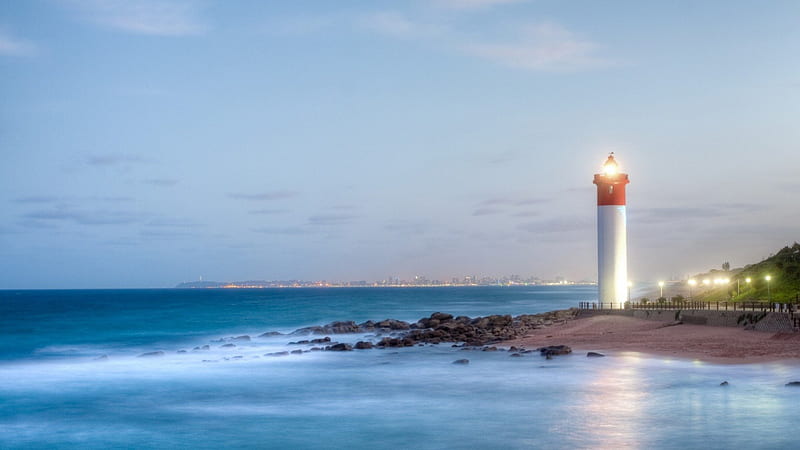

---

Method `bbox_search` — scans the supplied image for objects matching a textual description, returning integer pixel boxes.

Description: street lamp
[765,275,772,302]
[688,279,697,299]
[627,281,632,303]
[703,279,710,287]
[658,281,665,298]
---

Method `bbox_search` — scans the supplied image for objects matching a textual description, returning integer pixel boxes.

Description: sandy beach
[506,314,800,364]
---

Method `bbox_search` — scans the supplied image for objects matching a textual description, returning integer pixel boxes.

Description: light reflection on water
[1,344,799,449]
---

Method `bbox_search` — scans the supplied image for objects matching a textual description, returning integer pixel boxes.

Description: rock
[232,335,251,342]
[452,359,470,365]
[258,331,284,337]
[137,351,164,358]
[290,349,303,355]
[310,347,323,351]
[354,341,373,349]
[177,350,187,353]
[193,345,210,351]
[94,354,108,361]
[510,353,522,357]
[431,312,454,322]
[720,381,729,386]
[326,343,353,351]
[202,360,218,363]
[482,346,498,352]
[586,352,605,358]
[539,345,572,357]
[265,351,289,357]
[786,381,800,386]
[220,343,236,348]
[310,337,331,344]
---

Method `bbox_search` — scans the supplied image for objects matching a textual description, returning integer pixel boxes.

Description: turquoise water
[1,287,798,449]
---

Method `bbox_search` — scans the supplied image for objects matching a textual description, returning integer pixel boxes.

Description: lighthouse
[593,153,629,307]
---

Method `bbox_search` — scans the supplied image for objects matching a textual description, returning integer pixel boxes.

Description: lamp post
[658,281,665,298]
[765,275,772,302]
[627,281,632,303]
[688,279,696,299]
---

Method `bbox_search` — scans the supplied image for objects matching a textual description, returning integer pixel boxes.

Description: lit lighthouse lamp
[593,153,629,307]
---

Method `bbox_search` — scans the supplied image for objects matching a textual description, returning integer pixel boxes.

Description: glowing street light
[688,279,697,299]
[703,279,710,287]
[658,281,665,298]
[765,275,772,301]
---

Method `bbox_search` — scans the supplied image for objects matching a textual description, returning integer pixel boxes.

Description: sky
[1,0,799,288]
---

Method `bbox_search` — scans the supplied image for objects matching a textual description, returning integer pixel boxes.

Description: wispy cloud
[0,30,36,56]
[249,209,290,215]
[357,11,443,39]
[473,207,503,216]
[308,214,357,226]
[354,9,610,72]
[13,196,60,204]
[24,208,141,226]
[252,226,308,235]
[517,216,592,234]
[228,191,299,201]
[463,23,609,71]
[143,178,178,187]
[87,153,150,166]
[64,0,207,36]
[433,0,528,10]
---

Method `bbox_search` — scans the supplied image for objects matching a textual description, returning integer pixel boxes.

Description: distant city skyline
[2,1,799,288]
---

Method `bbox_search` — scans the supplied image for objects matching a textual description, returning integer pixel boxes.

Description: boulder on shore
[326,343,353,351]
[538,345,572,357]
[354,341,373,349]
[586,352,605,358]
[137,351,164,358]
[452,359,470,365]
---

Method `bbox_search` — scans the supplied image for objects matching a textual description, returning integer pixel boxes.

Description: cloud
[228,191,298,201]
[143,178,178,187]
[13,196,60,204]
[307,214,357,226]
[0,30,36,56]
[473,207,503,216]
[630,203,767,224]
[64,0,206,36]
[355,10,610,72]
[463,23,609,71]
[87,154,150,166]
[145,218,200,228]
[517,216,592,234]
[249,209,290,215]
[252,226,308,235]
[24,208,141,225]
[357,11,443,39]
[433,0,528,10]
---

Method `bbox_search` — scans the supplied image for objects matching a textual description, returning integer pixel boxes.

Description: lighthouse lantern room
[593,153,630,307]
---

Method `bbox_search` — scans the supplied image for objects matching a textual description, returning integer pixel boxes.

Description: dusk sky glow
[2,1,799,288]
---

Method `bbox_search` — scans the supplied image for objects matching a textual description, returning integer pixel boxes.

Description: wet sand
[506,314,800,364]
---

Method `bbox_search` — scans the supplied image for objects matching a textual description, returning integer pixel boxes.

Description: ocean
[1,286,798,449]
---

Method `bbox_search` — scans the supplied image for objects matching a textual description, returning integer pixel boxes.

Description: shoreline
[505,314,800,365]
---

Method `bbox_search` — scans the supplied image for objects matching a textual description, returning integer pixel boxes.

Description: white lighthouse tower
[593,153,629,307]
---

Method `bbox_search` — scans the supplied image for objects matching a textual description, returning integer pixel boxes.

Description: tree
[722,261,730,271]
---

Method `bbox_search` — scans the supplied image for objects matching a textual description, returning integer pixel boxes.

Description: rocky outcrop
[586,352,605,358]
[137,351,165,357]
[258,308,579,350]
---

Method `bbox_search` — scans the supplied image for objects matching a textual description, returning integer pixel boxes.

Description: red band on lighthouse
[593,155,629,206]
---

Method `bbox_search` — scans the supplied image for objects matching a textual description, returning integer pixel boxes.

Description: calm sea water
[1,286,798,449]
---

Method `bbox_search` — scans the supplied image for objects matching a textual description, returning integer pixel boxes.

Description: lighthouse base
[597,205,628,306]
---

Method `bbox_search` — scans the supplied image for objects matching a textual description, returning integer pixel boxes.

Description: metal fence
[578,301,800,313]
